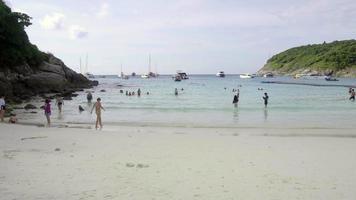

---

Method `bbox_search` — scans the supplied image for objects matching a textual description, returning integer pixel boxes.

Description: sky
[5,0,356,75]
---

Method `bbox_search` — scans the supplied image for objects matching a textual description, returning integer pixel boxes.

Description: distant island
[0,1,95,103]
[258,40,356,77]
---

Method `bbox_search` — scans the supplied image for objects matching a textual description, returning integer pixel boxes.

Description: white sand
[1,124,356,200]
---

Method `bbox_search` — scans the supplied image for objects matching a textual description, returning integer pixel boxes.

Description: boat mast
[80,57,82,74]
[85,53,88,74]
[148,53,151,74]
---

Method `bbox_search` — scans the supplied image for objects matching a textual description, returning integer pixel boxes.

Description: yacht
[216,71,225,77]
[240,73,256,79]
[141,74,149,79]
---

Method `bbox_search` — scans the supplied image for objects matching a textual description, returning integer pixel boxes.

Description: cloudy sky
[5,0,356,75]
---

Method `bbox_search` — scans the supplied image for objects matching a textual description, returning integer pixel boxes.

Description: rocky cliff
[0,54,95,102]
[0,0,95,103]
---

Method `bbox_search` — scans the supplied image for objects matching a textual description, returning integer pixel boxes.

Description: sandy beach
[1,124,356,200]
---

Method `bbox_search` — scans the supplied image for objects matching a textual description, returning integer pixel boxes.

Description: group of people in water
[231,89,269,108]
[0,86,354,128]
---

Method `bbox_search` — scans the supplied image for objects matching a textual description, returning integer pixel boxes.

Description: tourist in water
[350,89,355,101]
[146,92,150,95]
[125,91,128,96]
[263,92,269,108]
[349,88,353,94]
[43,99,51,127]
[0,95,5,122]
[232,89,240,107]
[87,92,93,103]
[137,88,141,97]
[175,88,178,96]
[79,105,85,112]
[91,98,105,130]
[55,96,64,113]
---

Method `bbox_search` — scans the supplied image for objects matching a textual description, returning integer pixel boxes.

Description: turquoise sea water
[19,75,356,128]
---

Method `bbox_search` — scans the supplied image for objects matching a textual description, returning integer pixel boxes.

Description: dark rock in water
[91,80,99,86]
[30,111,37,114]
[54,148,61,151]
[24,104,37,110]
[63,96,72,100]
[100,89,106,92]
[71,93,79,97]
[40,105,45,109]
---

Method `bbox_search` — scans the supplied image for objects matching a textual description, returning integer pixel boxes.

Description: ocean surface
[17,75,356,129]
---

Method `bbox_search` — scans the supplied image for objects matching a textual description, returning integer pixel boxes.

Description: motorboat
[263,72,274,78]
[176,70,189,80]
[216,71,225,77]
[325,76,339,81]
[240,73,255,79]
[141,74,149,79]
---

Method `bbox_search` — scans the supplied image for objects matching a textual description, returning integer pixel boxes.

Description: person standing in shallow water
[0,95,5,122]
[43,99,51,127]
[55,96,64,113]
[175,88,178,96]
[87,91,93,103]
[263,92,269,108]
[350,89,355,101]
[91,98,105,130]
[232,89,239,107]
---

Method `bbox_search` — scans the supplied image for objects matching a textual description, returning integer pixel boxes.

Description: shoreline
[1,123,356,199]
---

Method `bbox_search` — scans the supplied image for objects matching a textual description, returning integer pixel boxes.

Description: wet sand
[1,124,356,200]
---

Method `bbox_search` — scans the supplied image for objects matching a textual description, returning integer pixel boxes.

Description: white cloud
[40,13,65,30]
[68,25,88,39]
[97,2,109,18]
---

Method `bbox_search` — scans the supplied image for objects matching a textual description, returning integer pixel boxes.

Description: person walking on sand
[43,99,51,127]
[91,98,105,129]
[350,89,355,101]
[232,89,239,107]
[0,95,5,122]
[263,92,269,108]
[55,96,64,113]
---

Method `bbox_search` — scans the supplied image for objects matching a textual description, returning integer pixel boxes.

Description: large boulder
[25,72,68,93]
[38,62,66,76]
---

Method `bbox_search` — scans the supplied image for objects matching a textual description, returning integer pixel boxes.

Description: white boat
[141,74,149,79]
[216,71,225,77]
[263,72,274,78]
[176,70,189,80]
[240,73,255,79]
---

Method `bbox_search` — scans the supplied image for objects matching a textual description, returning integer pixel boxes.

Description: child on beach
[0,95,5,122]
[43,99,51,127]
[91,98,105,130]
[55,96,64,113]
[263,92,269,108]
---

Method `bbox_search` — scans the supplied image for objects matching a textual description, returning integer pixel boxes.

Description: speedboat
[176,70,189,80]
[325,76,339,81]
[263,72,274,78]
[240,73,255,79]
[141,74,149,79]
[216,71,225,77]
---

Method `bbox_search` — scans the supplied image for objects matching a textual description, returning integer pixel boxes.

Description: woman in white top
[0,95,5,122]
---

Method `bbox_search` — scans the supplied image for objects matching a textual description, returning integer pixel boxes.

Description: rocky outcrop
[0,54,96,103]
